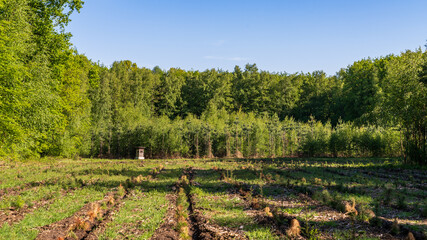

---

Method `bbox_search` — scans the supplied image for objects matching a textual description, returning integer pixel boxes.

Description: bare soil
[36,191,124,240]
[150,194,180,240]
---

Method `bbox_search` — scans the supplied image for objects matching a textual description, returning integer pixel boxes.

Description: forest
[0,0,426,164]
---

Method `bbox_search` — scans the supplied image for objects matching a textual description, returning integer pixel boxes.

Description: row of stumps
[175,168,201,240]
[176,168,248,240]
[35,184,128,240]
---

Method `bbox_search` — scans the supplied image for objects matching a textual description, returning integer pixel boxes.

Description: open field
[0,158,426,240]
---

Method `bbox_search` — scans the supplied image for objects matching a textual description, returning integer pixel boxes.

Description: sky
[67,0,427,75]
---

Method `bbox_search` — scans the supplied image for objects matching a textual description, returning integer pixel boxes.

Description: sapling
[391,218,399,235]
[397,194,407,210]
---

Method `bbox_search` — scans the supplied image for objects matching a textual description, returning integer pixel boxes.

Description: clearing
[0,158,426,240]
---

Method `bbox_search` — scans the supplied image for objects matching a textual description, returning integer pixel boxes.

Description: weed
[222,170,235,184]
[382,187,393,206]
[356,205,375,222]
[299,209,321,240]
[301,222,320,240]
[391,218,399,235]
[314,178,322,185]
[301,177,307,184]
[115,184,125,199]
[12,196,25,209]
[131,175,146,184]
[180,175,189,186]
[313,189,332,204]
[27,202,34,208]
[397,194,407,210]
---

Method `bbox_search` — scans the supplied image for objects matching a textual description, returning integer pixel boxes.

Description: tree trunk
[107,129,112,158]
[195,133,199,159]
[247,132,250,157]
[207,132,214,158]
[99,136,103,158]
[226,131,231,157]
[235,128,242,158]
[282,131,287,158]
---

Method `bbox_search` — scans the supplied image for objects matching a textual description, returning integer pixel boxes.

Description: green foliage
[12,195,25,209]
[313,189,332,204]
[0,0,424,163]
[0,0,88,159]
[341,59,379,123]
[382,50,427,164]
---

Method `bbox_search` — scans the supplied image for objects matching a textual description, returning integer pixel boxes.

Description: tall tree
[341,59,379,123]
[382,50,426,164]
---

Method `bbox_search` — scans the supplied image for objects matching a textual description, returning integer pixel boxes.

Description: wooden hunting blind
[136,147,145,160]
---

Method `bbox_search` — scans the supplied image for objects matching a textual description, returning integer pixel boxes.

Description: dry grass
[286,218,301,237]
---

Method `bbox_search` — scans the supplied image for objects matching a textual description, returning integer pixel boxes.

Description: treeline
[85,53,426,163]
[0,0,425,163]
[112,113,400,159]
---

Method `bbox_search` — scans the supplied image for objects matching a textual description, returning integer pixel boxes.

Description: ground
[0,158,426,240]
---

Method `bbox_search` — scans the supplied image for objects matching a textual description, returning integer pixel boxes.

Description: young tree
[382,50,426,164]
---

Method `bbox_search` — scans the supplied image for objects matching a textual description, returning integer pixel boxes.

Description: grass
[0,187,105,239]
[0,157,425,239]
[99,189,169,240]
[245,226,280,240]
[0,185,63,210]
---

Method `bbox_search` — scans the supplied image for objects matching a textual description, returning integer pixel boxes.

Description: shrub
[313,189,332,204]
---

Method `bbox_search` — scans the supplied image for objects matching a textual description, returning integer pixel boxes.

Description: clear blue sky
[67,0,427,75]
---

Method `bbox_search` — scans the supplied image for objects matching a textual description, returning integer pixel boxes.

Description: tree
[382,50,426,164]
[154,68,185,117]
[341,59,379,123]
[292,71,335,122]
[0,0,85,158]
[0,0,32,157]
